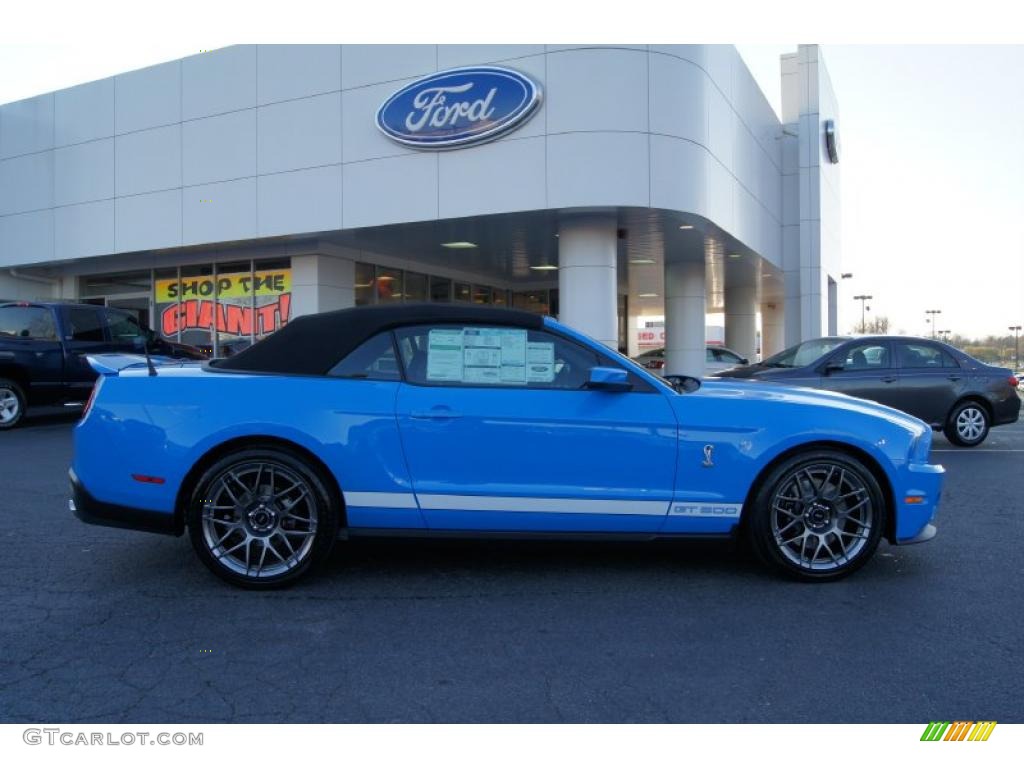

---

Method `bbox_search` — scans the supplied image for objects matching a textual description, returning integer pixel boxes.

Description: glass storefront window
[492,289,509,307]
[430,276,451,302]
[355,262,375,306]
[81,271,151,297]
[253,258,292,345]
[215,261,252,357]
[404,272,427,302]
[376,267,403,302]
[454,282,471,302]
[153,268,180,342]
[472,286,492,304]
[513,290,549,315]
[178,264,214,355]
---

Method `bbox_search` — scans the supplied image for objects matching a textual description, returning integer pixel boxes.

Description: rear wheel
[746,450,886,581]
[186,447,339,588]
[944,401,989,447]
[0,379,26,430]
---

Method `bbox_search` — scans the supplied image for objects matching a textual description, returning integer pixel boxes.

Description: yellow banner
[155,269,291,303]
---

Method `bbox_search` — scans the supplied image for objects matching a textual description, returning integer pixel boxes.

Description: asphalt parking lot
[1,408,1021,723]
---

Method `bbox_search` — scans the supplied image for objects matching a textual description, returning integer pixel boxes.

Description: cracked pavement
[1,409,1022,723]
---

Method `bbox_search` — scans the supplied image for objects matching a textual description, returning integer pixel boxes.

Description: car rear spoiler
[85,353,183,376]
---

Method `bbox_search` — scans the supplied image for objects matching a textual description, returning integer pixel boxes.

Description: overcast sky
[1,44,1021,339]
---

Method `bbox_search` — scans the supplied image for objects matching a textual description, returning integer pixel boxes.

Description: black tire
[943,401,990,447]
[186,446,339,589]
[746,449,886,582]
[0,378,27,431]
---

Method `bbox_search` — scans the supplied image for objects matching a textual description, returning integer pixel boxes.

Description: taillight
[1011,376,1019,388]
[81,378,102,420]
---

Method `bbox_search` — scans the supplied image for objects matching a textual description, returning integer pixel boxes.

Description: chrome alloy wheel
[955,407,986,443]
[0,387,20,425]
[769,463,874,572]
[200,461,318,578]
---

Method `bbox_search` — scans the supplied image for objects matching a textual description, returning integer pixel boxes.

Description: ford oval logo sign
[376,66,542,150]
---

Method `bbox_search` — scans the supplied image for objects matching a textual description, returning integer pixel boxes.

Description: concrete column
[290,254,356,318]
[761,302,785,358]
[664,260,705,377]
[558,215,618,348]
[626,313,640,358]
[725,282,758,362]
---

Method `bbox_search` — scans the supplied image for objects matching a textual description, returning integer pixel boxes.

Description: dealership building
[0,44,841,373]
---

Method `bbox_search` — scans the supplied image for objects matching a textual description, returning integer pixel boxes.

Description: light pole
[1010,325,1022,370]
[853,295,872,333]
[925,309,942,339]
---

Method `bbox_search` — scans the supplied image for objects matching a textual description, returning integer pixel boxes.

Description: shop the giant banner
[155,269,291,338]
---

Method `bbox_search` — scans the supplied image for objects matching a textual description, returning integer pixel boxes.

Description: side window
[394,325,600,390]
[0,306,57,340]
[716,349,743,364]
[103,309,145,341]
[66,307,106,343]
[705,348,716,362]
[327,332,400,380]
[897,342,958,369]
[841,343,889,370]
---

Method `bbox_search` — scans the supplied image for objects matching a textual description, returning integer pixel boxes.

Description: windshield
[761,338,847,368]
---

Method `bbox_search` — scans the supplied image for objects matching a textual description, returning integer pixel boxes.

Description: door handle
[947,375,962,381]
[881,376,897,383]
[410,408,463,421]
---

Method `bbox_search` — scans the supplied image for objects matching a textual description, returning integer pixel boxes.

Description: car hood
[692,377,929,436]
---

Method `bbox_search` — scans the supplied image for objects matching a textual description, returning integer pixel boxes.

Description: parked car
[715,335,1020,447]
[634,345,749,374]
[0,301,207,429]
[71,304,943,588]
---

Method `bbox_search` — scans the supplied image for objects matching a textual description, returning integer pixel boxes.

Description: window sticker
[451,327,529,385]
[426,328,465,381]
[526,341,555,383]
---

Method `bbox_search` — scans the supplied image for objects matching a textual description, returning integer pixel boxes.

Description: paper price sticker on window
[526,341,555,383]
[426,328,465,381]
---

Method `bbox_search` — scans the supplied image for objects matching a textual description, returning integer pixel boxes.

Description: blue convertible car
[70,304,943,588]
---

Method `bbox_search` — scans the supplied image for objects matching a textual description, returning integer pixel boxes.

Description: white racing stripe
[416,495,669,515]
[343,491,418,509]
[344,491,744,518]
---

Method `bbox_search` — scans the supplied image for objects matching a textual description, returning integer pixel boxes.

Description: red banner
[161,295,291,337]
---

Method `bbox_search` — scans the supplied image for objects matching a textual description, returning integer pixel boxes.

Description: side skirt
[341,528,736,543]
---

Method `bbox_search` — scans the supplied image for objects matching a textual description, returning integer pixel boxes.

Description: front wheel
[746,450,886,581]
[186,447,339,588]
[943,401,989,447]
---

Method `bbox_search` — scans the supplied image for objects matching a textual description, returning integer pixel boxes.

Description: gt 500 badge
[671,503,742,518]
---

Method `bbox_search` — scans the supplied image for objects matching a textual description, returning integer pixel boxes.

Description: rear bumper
[69,468,180,536]
[992,393,1021,426]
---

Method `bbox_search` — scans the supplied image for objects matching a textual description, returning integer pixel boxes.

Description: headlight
[911,429,933,462]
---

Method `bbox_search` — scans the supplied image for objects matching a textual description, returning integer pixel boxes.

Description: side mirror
[823,361,844,374]
[586,366,632,392]
[739,357,749,366]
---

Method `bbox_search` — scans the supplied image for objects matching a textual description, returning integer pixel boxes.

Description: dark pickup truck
[0,301,206,429]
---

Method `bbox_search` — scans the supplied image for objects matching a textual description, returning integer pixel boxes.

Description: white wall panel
[55,79,114,147]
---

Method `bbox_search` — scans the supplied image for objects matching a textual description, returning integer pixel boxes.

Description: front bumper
[69,469,180,536]
[892,462,944,544]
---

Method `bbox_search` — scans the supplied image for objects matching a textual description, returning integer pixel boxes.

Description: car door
[818,340,899,404]
[889,341,965,425]
[393,323,678,532]
[0,305,65,406]
[59,305,116,401]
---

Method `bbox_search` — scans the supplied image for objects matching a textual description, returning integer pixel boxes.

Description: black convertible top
[212,302,545,375]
